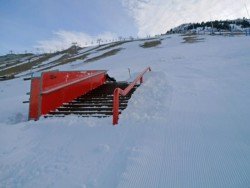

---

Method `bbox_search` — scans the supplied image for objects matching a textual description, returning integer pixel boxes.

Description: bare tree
[97,39,102,46]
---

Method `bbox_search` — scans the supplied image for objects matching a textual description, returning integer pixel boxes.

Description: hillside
[0,39,155,79]
[1,34,250,187]
[2,19,249,79]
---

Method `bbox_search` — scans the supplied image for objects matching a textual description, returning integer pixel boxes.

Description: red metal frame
[28,77,42,120]
[112,67,151,125]
[29,70,107,120]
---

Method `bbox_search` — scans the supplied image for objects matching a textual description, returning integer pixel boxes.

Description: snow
[0,55,41,72]
[1,34,250,187]
[40,54,65,66]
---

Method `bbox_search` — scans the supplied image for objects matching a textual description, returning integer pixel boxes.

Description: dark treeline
[186,19,250,30]
[167,18,250,33]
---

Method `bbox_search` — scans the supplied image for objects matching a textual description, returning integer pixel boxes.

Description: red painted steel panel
[42,70,101,91]
[40,71,107,115]
[28,77,41,120]
[28,70,107,120]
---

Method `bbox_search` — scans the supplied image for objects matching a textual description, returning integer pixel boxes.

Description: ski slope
[1,34,250,187]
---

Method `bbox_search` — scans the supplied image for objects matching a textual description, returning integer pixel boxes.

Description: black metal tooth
[49,111,121,115]
[57,106,126,111]
[63,104,127,108]
[44,115,109,118]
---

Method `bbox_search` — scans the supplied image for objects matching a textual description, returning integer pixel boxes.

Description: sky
[0,0,250,54]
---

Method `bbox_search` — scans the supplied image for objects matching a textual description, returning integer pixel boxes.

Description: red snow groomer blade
[28,70,107,120]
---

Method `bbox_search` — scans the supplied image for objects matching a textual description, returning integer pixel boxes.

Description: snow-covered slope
[1,34,250,187]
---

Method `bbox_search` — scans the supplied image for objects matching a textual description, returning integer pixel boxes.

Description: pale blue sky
[0,0,249,54]
[0,0,136,54]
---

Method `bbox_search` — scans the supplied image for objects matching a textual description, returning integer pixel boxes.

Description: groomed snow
[1,34,250,187]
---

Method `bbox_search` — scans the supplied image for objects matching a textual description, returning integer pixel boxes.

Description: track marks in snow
[1,35,250,187]
[116,72,173,187]
[118,124,168,188]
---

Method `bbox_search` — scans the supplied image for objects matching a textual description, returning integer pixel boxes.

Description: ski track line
[117,86,172,188]
[117,124,166,188]
[93,123,149,188]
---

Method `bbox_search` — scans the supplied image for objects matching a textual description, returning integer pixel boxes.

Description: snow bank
[0,78,29,124]
[121,71,172,124]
